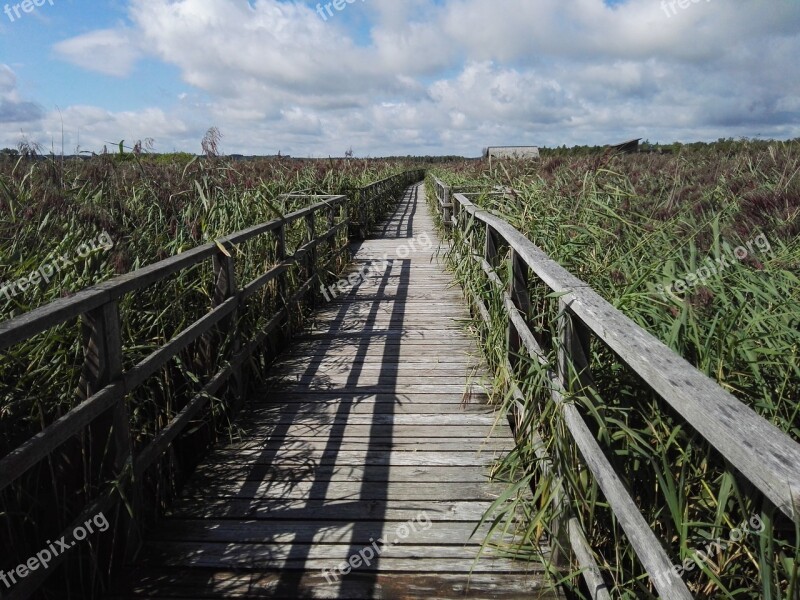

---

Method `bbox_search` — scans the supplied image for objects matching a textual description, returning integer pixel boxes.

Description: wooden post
[273,223,289,334]
[81,301,139,560]
[326,204,338,279]
[484,223,501,285]
[305,212,317,307]
[507,249,530,378]
[558,301,592,393]
[213,245,243,408]
[359,187,368,240]
[553,300,593,569]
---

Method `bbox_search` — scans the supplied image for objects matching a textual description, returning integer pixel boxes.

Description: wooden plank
[225,425,500,438]
[252,390,489,406]
[188,464,507,484]
[238,413,501,426]
[166,499,509,521]
[261,385,491,396]
[240,402,494,415]
[195,450,506,467]
[135,542,541,571]
[248,392,491,403]
[147,519,514,545]
[260,365,487,377]
[106,569,558,600]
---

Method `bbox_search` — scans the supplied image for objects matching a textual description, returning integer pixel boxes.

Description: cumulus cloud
[11,0,800,154]
[53,29,142,77]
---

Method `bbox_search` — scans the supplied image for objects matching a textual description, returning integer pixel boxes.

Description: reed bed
[429,139,800,599]
[0,153,413,598]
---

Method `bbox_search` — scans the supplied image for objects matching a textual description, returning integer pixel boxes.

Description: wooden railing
[0,170,423,599]
[351,171,424,238]
[430,175,800,600]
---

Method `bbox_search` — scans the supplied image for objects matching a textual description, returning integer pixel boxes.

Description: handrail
[0,170,424,599]
[351,170,424,238]
[431,178,800,598]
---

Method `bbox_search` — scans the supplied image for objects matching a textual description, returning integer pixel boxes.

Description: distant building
[607,139,642,154]
[485,146,540,160]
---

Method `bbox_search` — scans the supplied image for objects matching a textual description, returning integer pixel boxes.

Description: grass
[0,152,417,598]
[428,139,800,599]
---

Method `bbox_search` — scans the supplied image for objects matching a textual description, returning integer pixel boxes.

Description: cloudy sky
[0,0,798,157]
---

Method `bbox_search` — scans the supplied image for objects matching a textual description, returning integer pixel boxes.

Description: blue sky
[1,0,799,157]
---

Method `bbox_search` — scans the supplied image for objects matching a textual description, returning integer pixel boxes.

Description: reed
[429,139,800,599]
[0,152,414,597]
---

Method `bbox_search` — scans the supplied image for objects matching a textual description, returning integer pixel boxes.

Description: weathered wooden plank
[188,463,506,484]
[241,402,494,415]
[249,392,491,403]
[226,425,501,438]
[166,498,510,521]
[239,413,500,426]
[148,519,514,546]
[106,569,558,600]
[266,369,490,381]
[135,542,541,571]
[197,450,506,467]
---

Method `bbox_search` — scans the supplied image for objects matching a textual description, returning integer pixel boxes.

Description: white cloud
[5,0,799,155]
[53,29,142,77]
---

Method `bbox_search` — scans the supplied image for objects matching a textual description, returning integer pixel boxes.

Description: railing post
[327,204,337,267]
[305,211,317,307]
[507,249,530,377]
[484,224,502,302]
[443,184,452,229]
[80,301,139,560]
[213,244,243,408]
[558,302,592,393]
[359,187,368,240]
[273,223,290,333]
[553,300,593,569]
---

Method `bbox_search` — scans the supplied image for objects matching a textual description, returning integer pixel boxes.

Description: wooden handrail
[431,178,800,598]
[0,170,424,599]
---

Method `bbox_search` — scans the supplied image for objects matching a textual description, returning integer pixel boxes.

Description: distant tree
[0,148,19,158]
[201,127,222,158]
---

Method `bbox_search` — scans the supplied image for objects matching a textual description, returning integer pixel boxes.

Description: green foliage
[0,154,417,597]
[429,139,800,599]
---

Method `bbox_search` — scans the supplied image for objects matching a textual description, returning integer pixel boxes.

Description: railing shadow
[194,185,419,597]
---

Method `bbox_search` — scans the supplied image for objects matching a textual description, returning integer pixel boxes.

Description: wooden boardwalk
[109,184,559,599]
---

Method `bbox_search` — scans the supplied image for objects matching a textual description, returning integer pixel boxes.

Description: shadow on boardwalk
[107,184,559,599]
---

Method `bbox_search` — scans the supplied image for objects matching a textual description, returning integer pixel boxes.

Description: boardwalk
[109,184,559,599]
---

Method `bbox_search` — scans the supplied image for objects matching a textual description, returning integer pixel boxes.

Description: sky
[0,0,798,157]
